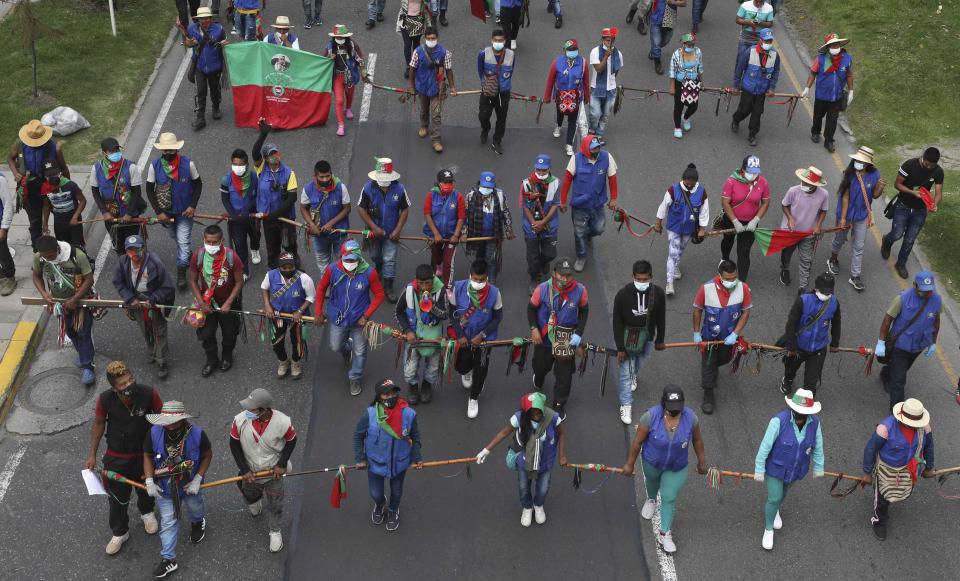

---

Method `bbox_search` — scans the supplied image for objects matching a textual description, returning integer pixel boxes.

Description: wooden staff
[101,469,148,491]
[256,309,319,324]
[452,90,483,96]
[199,469,273,490]
[930,466,960,478]
[278,218,496,243]
[411,457,477,469]
[364,79,416,96]
[565,463,624,474]
[822,470,867,482]
[77,216,173,225]
[703,224,850,238]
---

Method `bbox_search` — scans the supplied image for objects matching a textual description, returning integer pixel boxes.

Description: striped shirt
[669,47,704,81]
[737,1,774,44]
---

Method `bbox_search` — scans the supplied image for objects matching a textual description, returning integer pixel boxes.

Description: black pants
[229,219,261,275]
[525,237,557,279]
[720,229,756,281]
[479,92,510,144]
[811,98,842,142]
[700,346,734,390]
[272,319,304,362]
[500,6,522,41]
[673,89,699,129]
[195,69,222,115]
[401,30,421,70]
[107,222,144,255]
[881,347,922,410]
[782,348,826,393]
[175,0,201,25]
[732,91,766,136]
[556,107,578,146]
[455,345,491,400]
[52,219,86,250]
[197,298,242,365]
[0,235,14,278]
[262,220,298,269]
[532,344,575,410]
[23,181,44,251]
[104,455,155,536]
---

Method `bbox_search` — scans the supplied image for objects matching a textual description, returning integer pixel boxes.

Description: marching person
[322,24,366,137]
[520,154,561,293]
[233,0,261,40]
[357,158,411,303]
[315,240,386,396]
[395,0,429,69]
[477,28,515,155]
[91,137,146,255]
[186,7,227,131]
[544,39,589,157]
[730,27,779,147]
[588,27,624,142]
[143,401,212,578]
[0,172,15,296]
[32,234,96,386]
[423,168,465,285]
[366,0,385,29]
[264,15,300,49]
[449,259,504,419]
[876,272,941,409]
[801,34,853,153]
[625,0,650,35]
[39,159,87,251]
[529,257,588,418]
[498,0,524,49]
[220,148,261,279]
[754,389,824,551]
[252,121,299,269]
[464,171,514,285]
[735,0,774,53]
[112,235,176,379]
[230,388,298,552]
[353,378,423,532]
[559,134,619,273]
[146,132,202,291]
[778,273,840,396]
[718,155,770,282]
[476,392,568,527]
[881,147,944,280]
[621,386,707,553]
[648,0,685,76]
[395,264,448,405]
[189,225,245,377]
[261,252,316,380]
[85,361,162,555]
[404,27,457,153]
[302,0,322,28]
[779,166,829,290]
[654,163,709,296]
[8,119,70,251]
[827,146,885,292]
[300,159,351,278]
[692,259,752,414]
[669,33,703,139]
[548,0,564,28]
[612,260,666,425]
[861,398,935,541]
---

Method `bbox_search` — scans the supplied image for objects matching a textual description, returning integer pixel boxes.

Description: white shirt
[0,174,15,230]
[260,271,317,304]
[655,186,711,227]
[589,46,624,92]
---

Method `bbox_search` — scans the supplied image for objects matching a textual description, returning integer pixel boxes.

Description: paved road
[1,1,959,580]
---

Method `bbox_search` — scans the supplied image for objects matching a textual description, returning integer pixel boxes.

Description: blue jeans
[369,470,406,512]
[157,493,205,560]
[311,233,345,278]
[303,0,322,21]
[692,0,707,26]
[66,308,96,370]
[366,238,399,280]
[547,0,562,16]
[589,93,615,138]
[237,12,257,41]
[649,24,673,59]
[571,206,606,258]
[518,469,552,508]
[367,0,385,20]
[617,341,653,405]
[166,216,194,268]
[328,324,368,380]
[466,241,500,284]
[883,204,927,267]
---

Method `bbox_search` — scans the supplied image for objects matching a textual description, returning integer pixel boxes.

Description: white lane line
[0,442,28,505]
[93,51,192,284]
[359,53,377,123]
[630,424,678,581]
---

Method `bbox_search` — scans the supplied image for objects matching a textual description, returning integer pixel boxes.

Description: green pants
[764,475,793,529]
[642,459,689,532]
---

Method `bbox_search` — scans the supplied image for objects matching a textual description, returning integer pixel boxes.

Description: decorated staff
[261,252,315,380]
[622,386,707,554]
[653,163,709,296]
[395,264,448,405]
[778,273,840,396]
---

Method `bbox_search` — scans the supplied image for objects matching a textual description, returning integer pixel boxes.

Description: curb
[0,311,49,423]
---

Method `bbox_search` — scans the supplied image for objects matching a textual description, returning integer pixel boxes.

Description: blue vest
[665,183,705,236]
[796,294,838,353]
[303,180,349,230]
[592,46,622,99]
[535,281,585,339]
[361,180,406,233]
[700,281,745,340]
[510,411,560,474]
[520,178,560,239]
[364,406,415,478]
[21,140,56,175]
[268,269,308,313]
[223,169,258,213]
[480,47,514,93]
[452,280,500,340]
[235,0,259,9]
[650,0,671,25]
[641,406,696,472]
[765,410,819,484]
[150,425,203,497]
[266,31,299,47]
[188,23,225,75]
[423,189,462,238]
[551,55,585,95]
[836,168,880,222]
[570,151,610,209]
[152,155,194,215]
[814,52,852,103]
[94,160,139,217]
[877,416,924,469]
[414,44,447,97]
[889,289,941,353]
[405,285,443,330]
[327,263,373,328]
[740,47,779,95]
[256,163,296,219]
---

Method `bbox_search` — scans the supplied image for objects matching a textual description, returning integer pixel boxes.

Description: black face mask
[280,269,297,279]
[317,179,332,188]
[162,152,177,162]
[46,175,59,185]
[117,382,137,398]
[666,409,681,417]
[382,396,399,409]
[792,411,807,425]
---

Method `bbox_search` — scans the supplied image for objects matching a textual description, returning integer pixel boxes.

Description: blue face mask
[106,151,122,163]
[684,47,695,53]
[479,186,494,196]
[530,421,540,430]
[566,50,579,59]
[243,410,259,420]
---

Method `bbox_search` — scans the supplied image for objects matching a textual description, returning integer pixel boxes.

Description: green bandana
[375,403,401,440]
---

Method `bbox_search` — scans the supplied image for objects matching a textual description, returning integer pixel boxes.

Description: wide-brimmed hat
[368,157,400,182]
[18,120,53,148]
[795,166,827,187]
[329,23,353,37]
[153,132,184,150]
[850,146,875,165]
[892,398,929,428]
[819,33,849,52]
[195,6,214,18]
[785,389,821,415]
[272,15,293,28]
[147,400,195,425]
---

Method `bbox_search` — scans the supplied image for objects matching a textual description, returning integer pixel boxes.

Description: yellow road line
[0,321,40,423]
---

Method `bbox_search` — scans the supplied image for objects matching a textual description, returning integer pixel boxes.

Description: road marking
[359,53,377,123]
[0,442,27,505]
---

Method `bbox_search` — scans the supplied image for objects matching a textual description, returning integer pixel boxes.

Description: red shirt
[230,410,297,442]
[422,191,466,219]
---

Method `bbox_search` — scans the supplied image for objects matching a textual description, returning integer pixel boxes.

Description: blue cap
[341,239,360,261]
[589,136,603,150]
[745,155,762,174]
[759,28,774,41]
[915,271,935,291]
[534,154,551,170]
[261,142,280,156]
[479,171,496,188]
[124,235,145,249]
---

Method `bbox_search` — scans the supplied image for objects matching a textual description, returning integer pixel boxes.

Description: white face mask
[478,186,494,196]
[335,38,346,45]
[853,161,865,171]
[470,280,487,291]
[492,41,505,51]
[535,171,549,180]
[744,171,759,182]
[761,43,773,51]
[231,165,246,177]
[376,180,392,189]
[634,281,650,291]
[425,39,438,48]
[815,291,831,302]
[204,243,221,255]
[343,261,358,272]
[721,279,738,290]
[801,184,816,193]
[530,421,540,429]
[828,47,842,56]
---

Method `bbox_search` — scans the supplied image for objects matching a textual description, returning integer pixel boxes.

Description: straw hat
[892,398,929,428]
[795,166,827,187]
[272,15,292,28]
[819,33,849,52]
[153,132,184,150]
[785,389,821,415]
[18,120,53,148]
[195,6,214,18]
[329,24,353,37]
[849,146,875,165]
[146,401,195,426]
[368,157,400,182]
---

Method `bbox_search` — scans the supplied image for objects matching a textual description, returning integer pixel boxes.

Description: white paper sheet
[82,469,107,496]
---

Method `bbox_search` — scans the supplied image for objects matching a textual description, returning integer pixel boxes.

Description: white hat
[795,166,827,188]
[153,132,184,150]
[368,157,401,182]
[785,389,821,415]
[146,401,195,426]
[272,15,292,28]
[195,6,214,18]
[892,398,929,428]
[849,146,875,165]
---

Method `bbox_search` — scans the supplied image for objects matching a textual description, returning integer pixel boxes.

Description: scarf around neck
[523,407,556,475]
[376,399,410,440]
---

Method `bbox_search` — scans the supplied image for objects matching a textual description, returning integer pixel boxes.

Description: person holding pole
[261,252,315,380]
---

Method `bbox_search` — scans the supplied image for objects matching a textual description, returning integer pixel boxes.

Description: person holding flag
[519,154,561,293]
[185,7,227,131]
[778,166,829,291]
[778,273,841,396]
[717,155,769,282]
[261,252,316,380]
[357,158,411,303]
[404,27,458,153]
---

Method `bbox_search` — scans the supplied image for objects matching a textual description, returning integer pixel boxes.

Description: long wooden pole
[704,224,850,238]
[565,463,624,474]
[199,469,273,490]
[278,217,496,243]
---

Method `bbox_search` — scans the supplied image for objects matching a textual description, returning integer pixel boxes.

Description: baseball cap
[534,154,551,170]
[554,257,574,275]
[759,28,774,41]
[375,378,401,396]
[588,136,602,150]
[915,271,936,291]
[124,235,145,250]
[100,137,121,152]
[479,171,496,188]
[261,142,280,156]
[563,39,578,51]
[814,273,835,294]
[745,155,762,174]
[341,240,360,261]
[240,388,273,410]
[520,391,547,413]
[437,169,454,183]
[278,252,297,267]
[662,385,685,413]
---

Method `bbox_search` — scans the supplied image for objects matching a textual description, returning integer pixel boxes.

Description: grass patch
[789,1,960,297]
[0,0,174,164]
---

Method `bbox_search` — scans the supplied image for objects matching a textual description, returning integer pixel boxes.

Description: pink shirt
[721,175,770,222]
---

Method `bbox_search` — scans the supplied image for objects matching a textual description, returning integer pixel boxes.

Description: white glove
[570,334,582,347]
[476,448,491,464]
[733,219,745,233]
[145,477,161,498]
[800,87,809,99]
[184,474,203,495]
[846,90,854,106]
[746,217,760,231]
[814,470,825,478]
[753,472,765,483]
[874,339,886,359]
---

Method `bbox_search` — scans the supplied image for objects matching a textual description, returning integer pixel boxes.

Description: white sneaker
[141,512,159,535]
[665,281,675,296]
[619,405,632,425]
[565,144,574,156]
[762,529,774,550]
[573,258,586,272]
[277,359,291,378]
[658,530,677,553]
[105,533,129,555]
[462,370,473,389]
[269,530,283,553]
[520,508,533,527]
[533,505,547,524]
[553,126,561,138]
[467,398,479,419]
[674,267,681,280]
[243,273,250,283]
[631,376,637,392]
[641,499,657,520]
[773,511,782,530]
[251,249,262,265]
[248,499,263,516]
[290,360,303,379]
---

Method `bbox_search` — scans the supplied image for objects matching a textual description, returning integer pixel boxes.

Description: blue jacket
[570,151,611,209]
[94,159,140,217]
[355,406,421,478]
[836,168,881,222]
[151,155,194,215]
[187,23,225,75]
[510,411,561,474]
[814,51,852,103]
[220,169,258,219]
[889,289,941,353]
[534,280,585,342]
[303,180,350,230]
[795,294,838,353]
[477,47,515,93]
[361,180,407,234]
[449,280,501,340]
[18,140,56,176]
[699,279,746,340]
[764,410,819,484]
[414,44,447,97]
[267,269,308,313]
[550,55,586,96]
[150,424,203,498]
[112,252,175,306]
[864,415,935,473]
[641,406,696,472]
[256,163,296,219]
[733,44,780,95]
[326,262,374,328]
[423,189,462,238]
[520,177,560,239]
[665,183,705,236]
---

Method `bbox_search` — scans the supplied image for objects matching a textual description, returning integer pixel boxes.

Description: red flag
[470,0,491,21]
[753,227,814,256]
[329,468,347,508]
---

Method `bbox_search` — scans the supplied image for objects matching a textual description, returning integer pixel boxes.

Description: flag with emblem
[753,228,815,256]
[225,42,333,129]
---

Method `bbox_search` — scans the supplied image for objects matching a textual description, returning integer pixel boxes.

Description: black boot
[176,267,187,291]
[701,389,716,414]
[439,10,448,26]
[384,278,397,303]
[192,111,206,130]
[626,7,637,23]
[420,380,433,404]
[408,383,420,405]
[654,58,663,75]
[212,103,222,120]
[638,15,647,35]
[555,15,562,28]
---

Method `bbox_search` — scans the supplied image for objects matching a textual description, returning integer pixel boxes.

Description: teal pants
[642,459,689,532]
[764,476,793,529]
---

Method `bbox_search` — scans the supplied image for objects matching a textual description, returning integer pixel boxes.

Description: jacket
[112,252,176,306]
